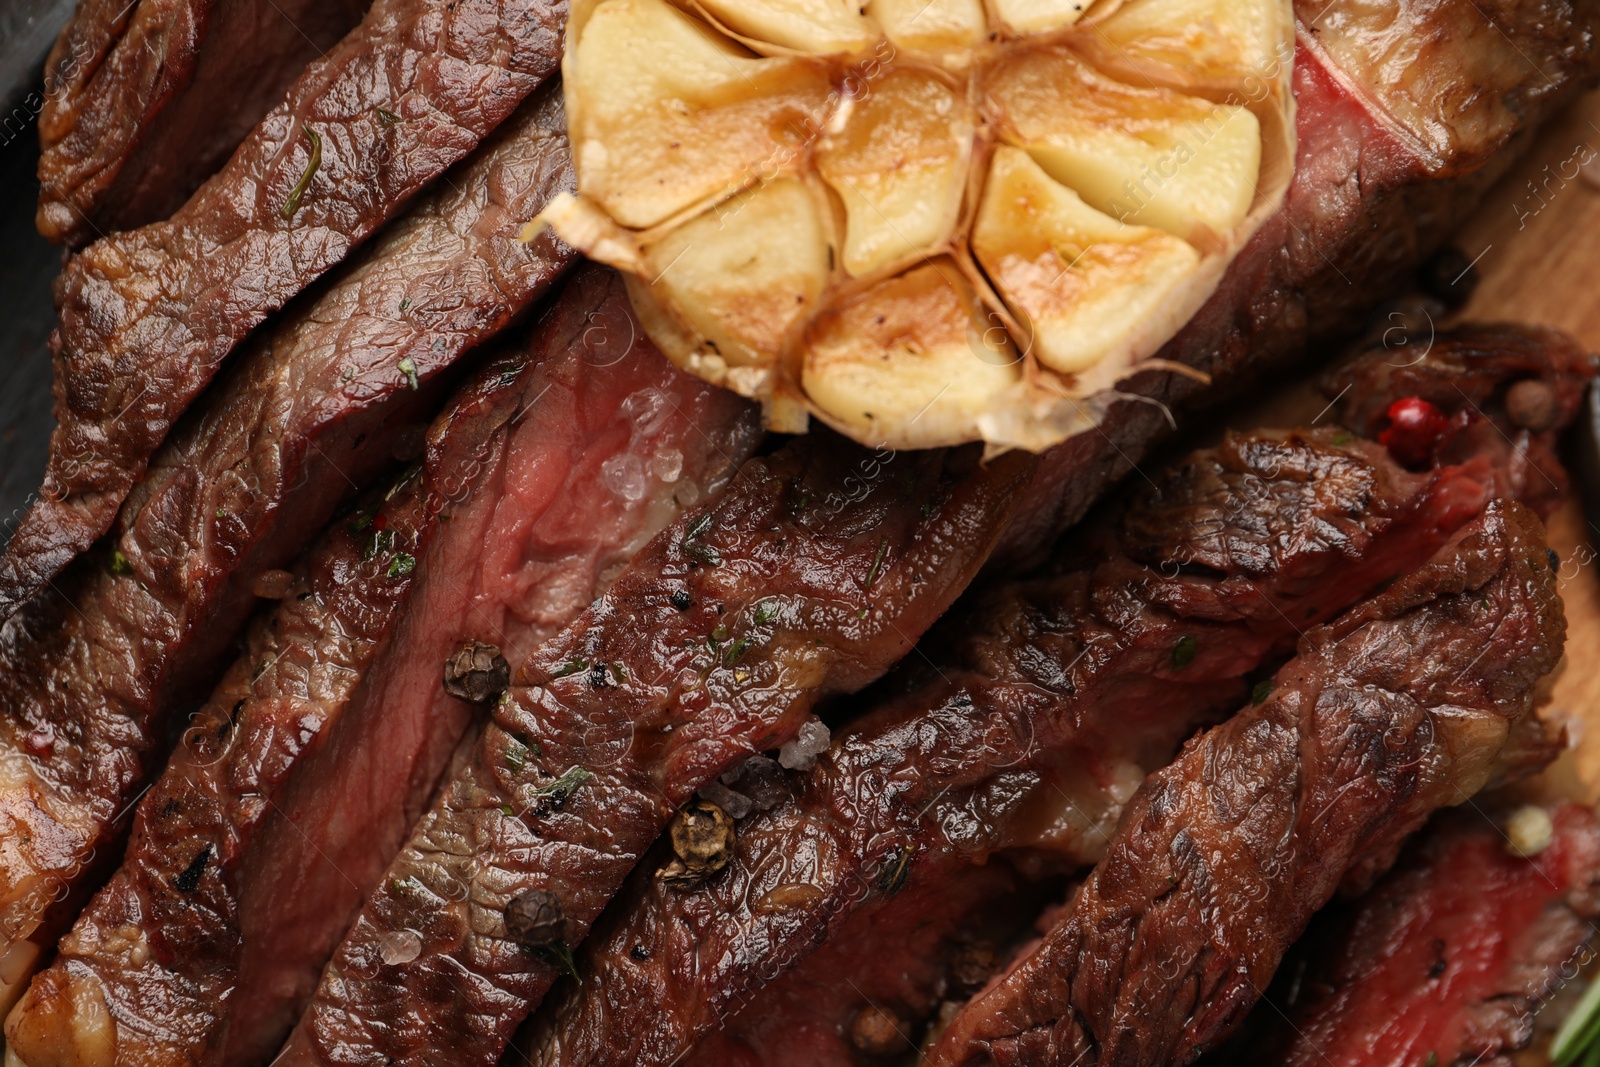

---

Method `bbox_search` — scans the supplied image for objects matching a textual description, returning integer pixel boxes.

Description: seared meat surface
[926,498,1566,1066]
[0,84,573,1012]
[530,327,1593,1067]
[275,430,1045,1067]
[0,0,569,619]
[5,266,758,1067]
[1216,803,1600,1067]
[37,0,369,245]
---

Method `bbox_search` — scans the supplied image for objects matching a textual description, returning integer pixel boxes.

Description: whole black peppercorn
[443,641,510,704]
[659,798,736,886]
[504,887,564,948]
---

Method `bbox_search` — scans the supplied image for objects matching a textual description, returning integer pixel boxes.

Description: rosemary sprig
[279,126,323,220]
[1553,976,1600,1065]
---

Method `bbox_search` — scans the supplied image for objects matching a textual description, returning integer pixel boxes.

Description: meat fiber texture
[3,265,760,1067]
[1213,803,1600,1067]
[0,84,573,1014]
[36,0,369,245]
[0,0,569,619]
[273,427,1044,1067]
[926,498,1568,1067]
[528,325,1595,1067]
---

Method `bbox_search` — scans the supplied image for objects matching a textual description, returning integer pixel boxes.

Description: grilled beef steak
[273,429,1050,1067]
[0,84,573,1013]
[0,0,569,619]
[925,498,1568,1067]
[37,0,369,245]
[4,266,759,1067]
[528,327,1594,1067]
[1217,803,1600,1067]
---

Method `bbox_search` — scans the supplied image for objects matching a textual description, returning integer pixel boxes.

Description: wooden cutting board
[1448,89,1600,809]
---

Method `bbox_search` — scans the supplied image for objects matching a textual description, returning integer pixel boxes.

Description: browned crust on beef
[0,86,573,1001]
[927,499,1567,1067]
[528,323,1593,1067]
[0,0,569,619]
[4,266,757,1067]
[36,0,368,245]
[1213,803,1600,1067]
[272,431,1042,1067]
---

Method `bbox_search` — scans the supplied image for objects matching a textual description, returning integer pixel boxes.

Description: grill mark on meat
[0,87,573,1013]
[0,0,570,619]
[37,0,370,246]
[3,266,759,1067]
[998,15,1597,575]
[1212,803,1600,1067]
[925,499,1567,1067]
[273,432,1043,1067]
[527,327,1593,1067]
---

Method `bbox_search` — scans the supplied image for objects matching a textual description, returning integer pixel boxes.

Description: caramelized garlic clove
[973,147,1201,378]
[816,68,975,278]
[802,260,1022,447]
[568,0,834,229]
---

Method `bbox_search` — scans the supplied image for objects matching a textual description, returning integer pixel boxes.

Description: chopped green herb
[505,741,527,775]
[552,658,589,679]
[1423,1053,1436,1067]
[753,600,779,625]
[865,537,888,590]
[531,766,594,807]
[534,940,582,983]
[398,356,420,391]
[1171,635,1198,670]
[1250,679,1273,706]
[399,297,411,312]
[685,513,714,540]
[348,503,379,535]
[1330,431,1353,446]
[108,549,134,576]
[363,528,395,562]
[376,107,401,126]
[723,636,753,667]
[711,623,731,642]
[877,845,916,896]
[278,126,322,220]
[252,659,270,681]
[501,803,516,817]
[386,552,416,578]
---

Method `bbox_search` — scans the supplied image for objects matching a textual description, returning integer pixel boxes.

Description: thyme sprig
[279,126,323,220]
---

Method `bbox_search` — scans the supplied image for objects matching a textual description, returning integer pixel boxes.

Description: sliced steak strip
[275,428,1045,1067]
[37,0,369,245]
[528,326,1593,1067]
[4,265,759,1067]
[0,0,569,618]
[0,86,573,1013]
[1215,803,1600,1067]
[925,499,1568,1067]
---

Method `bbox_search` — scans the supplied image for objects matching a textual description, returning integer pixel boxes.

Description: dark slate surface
[0,2,73,550]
